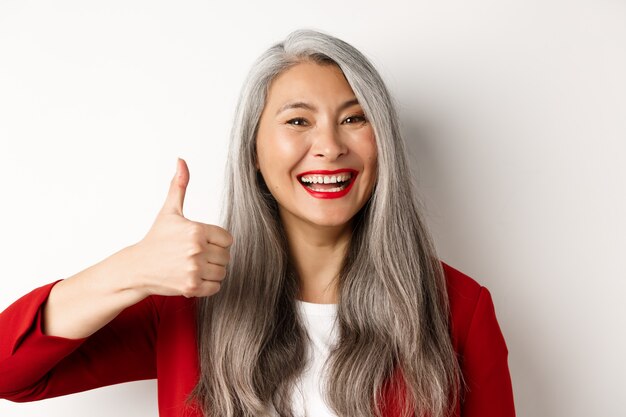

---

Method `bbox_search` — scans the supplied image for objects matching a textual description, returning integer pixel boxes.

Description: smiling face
[255,61,378,231]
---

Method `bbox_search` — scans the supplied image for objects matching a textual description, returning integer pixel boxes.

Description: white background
[1,1,624,416]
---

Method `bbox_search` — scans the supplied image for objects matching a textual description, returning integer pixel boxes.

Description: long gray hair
[191,29,460,417]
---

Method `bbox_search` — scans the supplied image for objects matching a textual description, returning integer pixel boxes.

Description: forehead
[264,61,357,108]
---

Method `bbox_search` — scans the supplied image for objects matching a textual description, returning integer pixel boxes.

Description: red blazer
[0,262,515,416]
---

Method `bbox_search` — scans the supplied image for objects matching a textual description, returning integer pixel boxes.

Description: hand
[131,158,233,298]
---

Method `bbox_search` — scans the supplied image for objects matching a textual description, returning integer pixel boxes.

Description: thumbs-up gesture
[132,158,233,298]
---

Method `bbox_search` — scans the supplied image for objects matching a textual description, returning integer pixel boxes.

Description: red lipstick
[296,168,359,199]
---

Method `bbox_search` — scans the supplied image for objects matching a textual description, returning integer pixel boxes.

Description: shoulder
[440,263,515,413]
[440,261,502,355]
[441,261,484,306]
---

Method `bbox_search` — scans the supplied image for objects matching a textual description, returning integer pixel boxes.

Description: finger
[200,224,234,248]
[182,280,221,298]
[202,262,227,283]
[198,280,222,297]
[204,244,231,267]
[160,157,190,216]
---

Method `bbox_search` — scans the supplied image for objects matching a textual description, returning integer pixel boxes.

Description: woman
[0,29,515,417]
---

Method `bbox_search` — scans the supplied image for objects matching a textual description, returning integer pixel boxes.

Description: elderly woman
[0,29,515,417]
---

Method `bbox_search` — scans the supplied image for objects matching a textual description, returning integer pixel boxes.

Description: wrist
[106,243,151,302]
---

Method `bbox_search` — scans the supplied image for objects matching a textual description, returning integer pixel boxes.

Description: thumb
[161,157,189,216]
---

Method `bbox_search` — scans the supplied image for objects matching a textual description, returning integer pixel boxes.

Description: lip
[297,168,357,177]
[296,168,359,200]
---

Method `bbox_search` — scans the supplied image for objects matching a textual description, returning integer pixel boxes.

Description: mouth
[296,169,359,199]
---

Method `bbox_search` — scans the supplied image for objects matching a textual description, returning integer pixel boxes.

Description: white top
[272,300,339,417]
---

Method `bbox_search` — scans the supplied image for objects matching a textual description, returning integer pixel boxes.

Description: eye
[343,114,367,124]
[286,117,309,126]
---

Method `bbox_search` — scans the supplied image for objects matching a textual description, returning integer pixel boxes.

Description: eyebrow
[275,98,360,116]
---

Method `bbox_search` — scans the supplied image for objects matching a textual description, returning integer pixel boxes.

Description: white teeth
[308,187,343,192]
[300,173,353,184]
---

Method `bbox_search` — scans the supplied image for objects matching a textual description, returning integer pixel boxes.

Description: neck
[280,210,352,304]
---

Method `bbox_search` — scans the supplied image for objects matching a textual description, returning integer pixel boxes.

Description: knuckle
[186,242,204,256]
[186,262,201,275]
[181,280,199,298]
[188,224,204,239]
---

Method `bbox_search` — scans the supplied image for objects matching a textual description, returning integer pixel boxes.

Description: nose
[310,124,348,161]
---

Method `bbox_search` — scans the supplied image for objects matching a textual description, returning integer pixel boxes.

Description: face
[255,61,377,231]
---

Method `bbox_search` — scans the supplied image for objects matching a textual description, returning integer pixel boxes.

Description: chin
[306,214,354,229]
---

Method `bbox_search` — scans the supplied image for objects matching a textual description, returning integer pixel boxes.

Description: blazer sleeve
[460,286,515,417]
[0,279,159,402]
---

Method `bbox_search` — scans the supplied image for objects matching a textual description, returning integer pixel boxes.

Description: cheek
[368,133,378,170]
[257,132,308,189]
[367,130,378,157]
[356,130,378,166]
[361,132,378,186]
[259,132,307,167]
